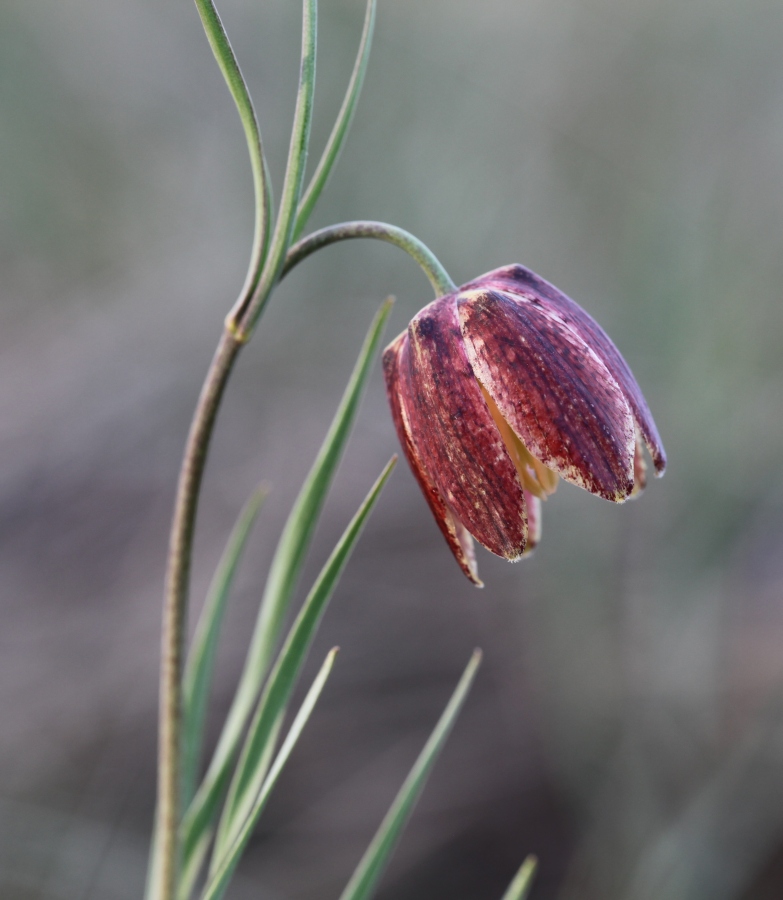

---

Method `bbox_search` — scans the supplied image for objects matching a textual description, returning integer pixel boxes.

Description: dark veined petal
[467,265,667,475]
[458,288,636,501]
[396,296,529,562]
[383,332,482,585]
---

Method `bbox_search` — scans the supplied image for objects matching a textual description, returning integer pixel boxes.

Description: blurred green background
[2,0,783,897]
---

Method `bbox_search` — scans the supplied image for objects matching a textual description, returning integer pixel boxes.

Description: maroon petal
[466,265,666,475]
[383,332,482,585]
[458,288,635,501]
[398,295,529,561]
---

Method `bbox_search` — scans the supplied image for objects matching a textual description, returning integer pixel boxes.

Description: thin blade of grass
[182,485,268,808]
[143,808,162,900]
[500,856,538,900]
[338,649,483,900]
[178,715,283,900]
[271,0,317,254]
[193,0,273,295]
[181,298,392,865]
[231,0,317,333]
[200,648,339,900]
[212,457,396,858]
[292,0,377,240]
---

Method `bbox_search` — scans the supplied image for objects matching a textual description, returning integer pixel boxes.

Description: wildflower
[383,264,666,585]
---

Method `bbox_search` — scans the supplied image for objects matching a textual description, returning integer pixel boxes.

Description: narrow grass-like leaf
[181,298,392,865]
[338,649,483,900]
[193,0,273,300]
[292,0,377,240]
[143,809,162,900]
[500,856,538,900]
[231,0,317,332]
[178,714,283,900]
[213,457,396,858]
[182,485,267,809]
[200,648,339,900]
[271,0,317,253]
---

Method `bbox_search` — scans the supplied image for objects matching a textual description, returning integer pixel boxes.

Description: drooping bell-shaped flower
[383,264,666,586]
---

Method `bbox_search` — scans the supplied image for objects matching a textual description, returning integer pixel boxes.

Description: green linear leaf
[178,714,283,900]
[181,297,393,866]
[143,808,162,900]
[212,457,397,859]
[276,0,317,251]
[177,827,209,900]
[193,0,273,294]
[182,485,268,809]
[238,0,317,335]
[292,0,377,240]
[500,856,538,900]
[338,650,483,900]
[200,648,339,900]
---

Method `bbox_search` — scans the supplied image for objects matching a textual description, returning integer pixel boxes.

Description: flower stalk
[282,220,456,296]
[154,331,241,900]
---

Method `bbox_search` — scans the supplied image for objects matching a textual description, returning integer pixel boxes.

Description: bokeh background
[2,0,783,897]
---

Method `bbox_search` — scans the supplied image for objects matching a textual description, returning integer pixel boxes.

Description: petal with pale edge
[383,332,482,585]
[458,288,635,501]
[467,265,667,476]
[397,296,528,561]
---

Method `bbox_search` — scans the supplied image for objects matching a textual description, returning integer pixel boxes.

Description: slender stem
[282,221,457,296]
[155,330,242,900]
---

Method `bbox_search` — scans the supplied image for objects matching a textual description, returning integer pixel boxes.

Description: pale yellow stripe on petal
[478,382,558,500]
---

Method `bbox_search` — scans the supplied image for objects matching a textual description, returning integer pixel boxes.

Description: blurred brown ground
[2,0,783,898]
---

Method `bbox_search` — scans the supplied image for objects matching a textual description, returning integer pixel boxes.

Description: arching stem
[282,220,457,297]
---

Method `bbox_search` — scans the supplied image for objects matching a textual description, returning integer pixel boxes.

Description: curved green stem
[282,221,457,297]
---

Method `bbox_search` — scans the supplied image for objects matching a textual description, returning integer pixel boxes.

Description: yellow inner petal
[630,435,647,498]
[479,382,559,500]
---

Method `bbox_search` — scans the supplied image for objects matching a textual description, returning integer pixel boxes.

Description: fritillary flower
[383,264,666,585]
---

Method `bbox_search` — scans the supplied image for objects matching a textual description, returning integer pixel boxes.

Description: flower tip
[457,536,484,587]
[452,543,483,585]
